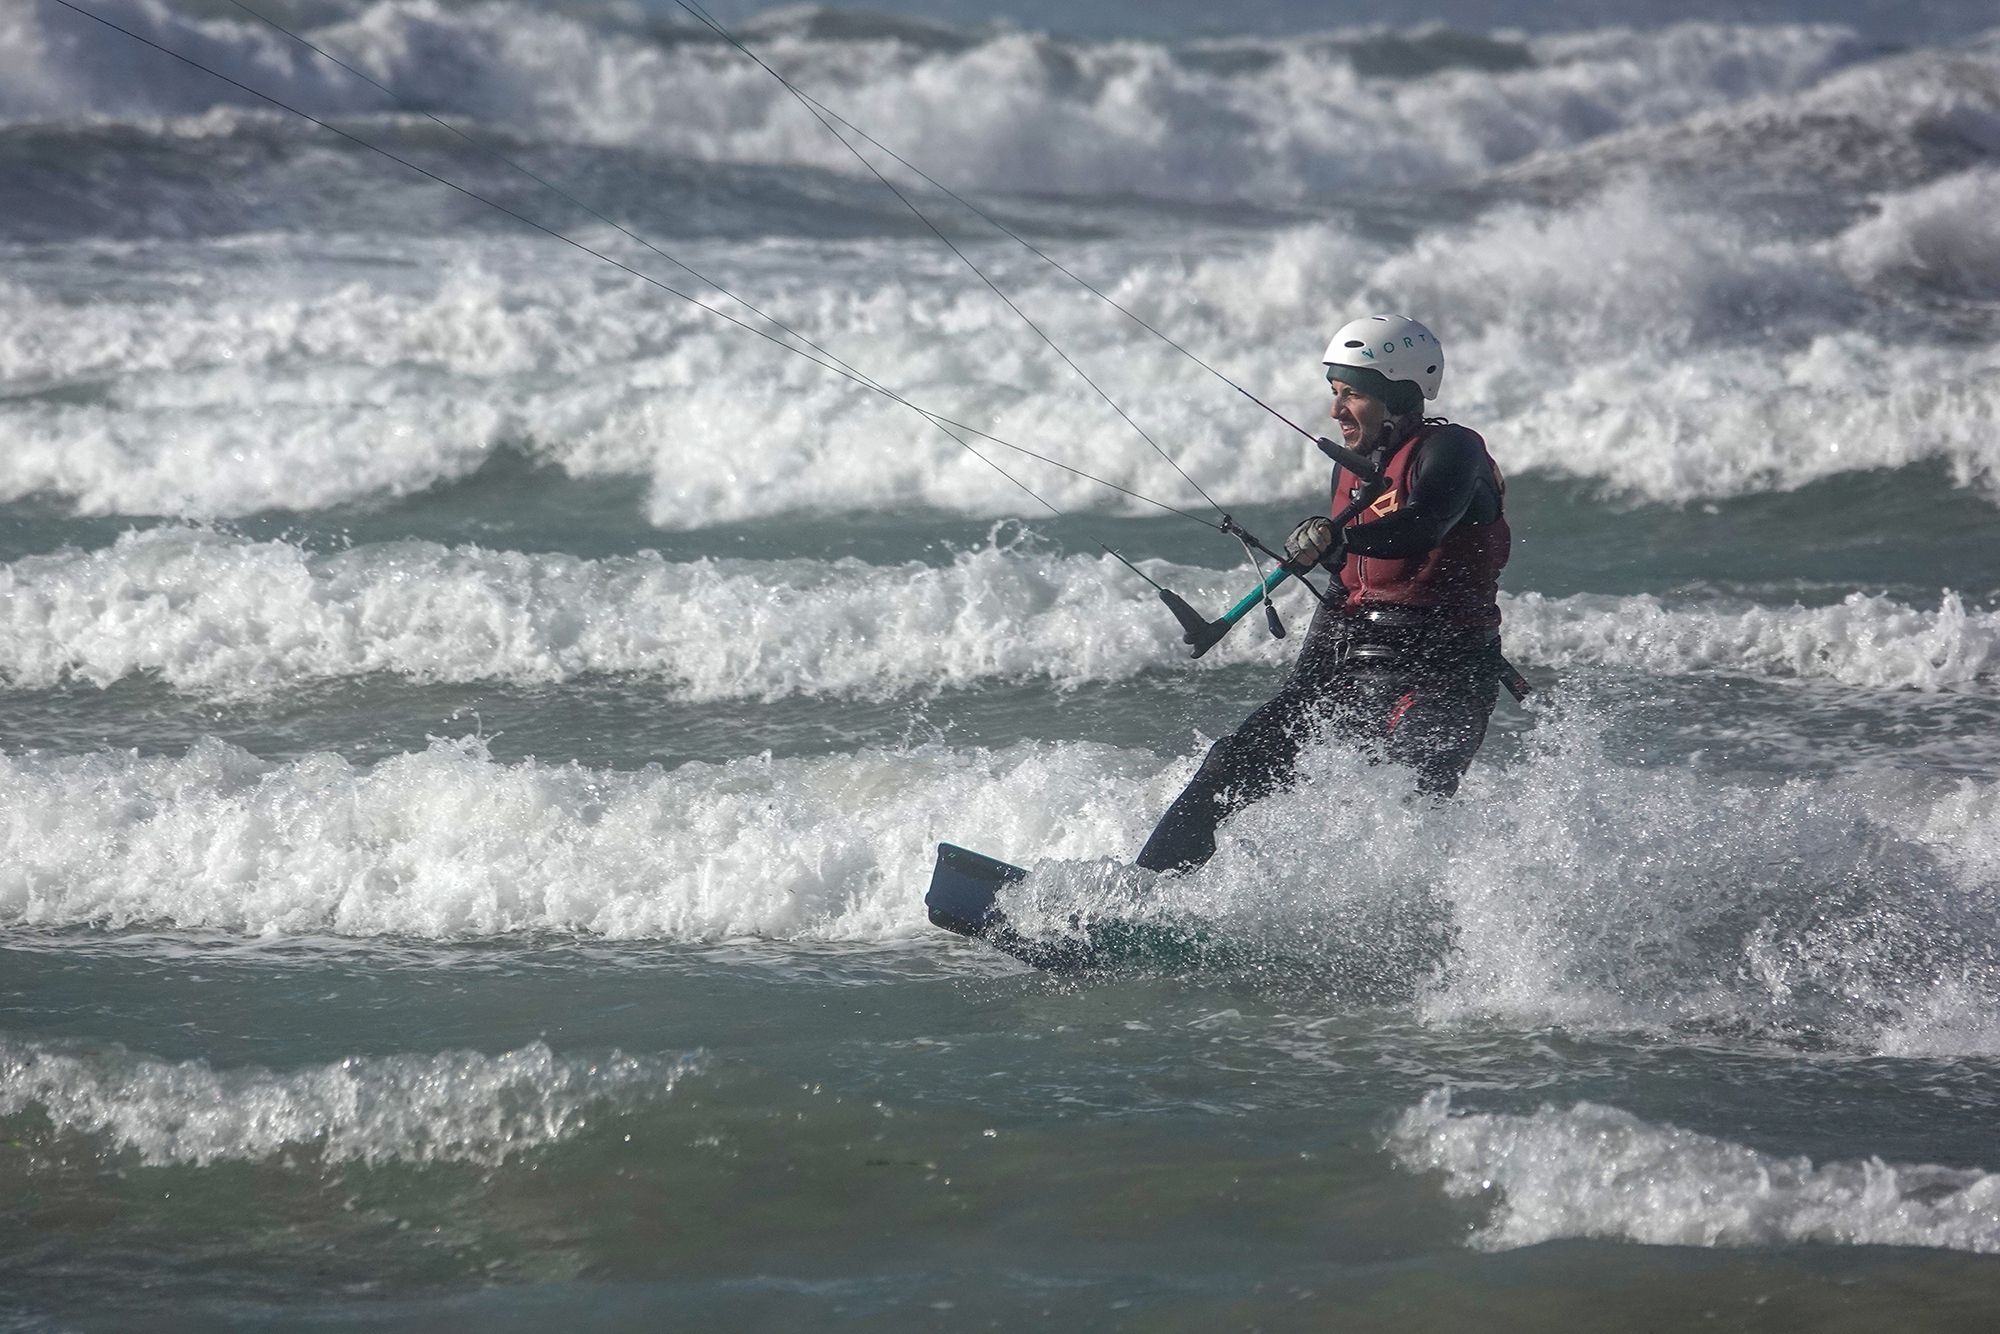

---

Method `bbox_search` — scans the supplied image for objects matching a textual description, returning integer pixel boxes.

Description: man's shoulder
[1420,420,1485,450]
[1416,420,1487,465]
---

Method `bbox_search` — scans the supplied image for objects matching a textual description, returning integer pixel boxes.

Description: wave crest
[5,724,2000,1059]
[4,2,1882,201]
[4,530,1993,697]
[0,1036,699,1167]
[1391,1092,2000,1253]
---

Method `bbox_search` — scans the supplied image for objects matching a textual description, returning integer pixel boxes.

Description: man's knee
[1383,683,1493,795]
[1191,731,1240,782]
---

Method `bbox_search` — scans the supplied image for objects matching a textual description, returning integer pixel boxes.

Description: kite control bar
[1154,436,1385,659]
[1157,569,1294,659]
[1152,434,1534,699]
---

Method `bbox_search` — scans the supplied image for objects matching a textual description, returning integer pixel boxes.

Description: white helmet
[1322,314,1444,401]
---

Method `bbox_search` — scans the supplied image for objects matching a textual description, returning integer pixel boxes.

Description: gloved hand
[1284,516,1341,569]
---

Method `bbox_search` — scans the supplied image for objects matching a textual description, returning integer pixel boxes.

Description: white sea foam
[1504,31,2000,192]
[1,1,1878,201]
[0,257,656,388]
[0,1036,696,1167]
[1360,710,2000,1048]
[1389,1092,2000,1253]
[5,7,1996,519]
[1502,590,2000,693]
[3,529,1993,697]
[0,257,636,515]
[7,168,1999,521]
[0,734,1170,941]
[1,235,1337,522]
[1836,167,2000,299]
[1342,182,2000,500]
[5,723,2000,1055]
[0,528,1274,696]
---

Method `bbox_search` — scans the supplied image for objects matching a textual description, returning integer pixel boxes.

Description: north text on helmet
[1359,332,1435,361]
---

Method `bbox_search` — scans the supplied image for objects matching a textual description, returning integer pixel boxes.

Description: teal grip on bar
[1217,567,1293,627]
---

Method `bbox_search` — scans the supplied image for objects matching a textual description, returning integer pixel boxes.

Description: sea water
[4,0,2000,1328]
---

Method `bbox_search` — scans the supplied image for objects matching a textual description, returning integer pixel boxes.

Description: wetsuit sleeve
[1341,428,1484,558]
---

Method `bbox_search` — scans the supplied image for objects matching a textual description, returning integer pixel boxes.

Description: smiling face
[1328,376,1393,453]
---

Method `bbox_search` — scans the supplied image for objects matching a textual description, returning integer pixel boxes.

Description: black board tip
[926,841,1027,936]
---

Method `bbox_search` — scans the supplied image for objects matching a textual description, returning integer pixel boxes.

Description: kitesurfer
[1135,315,1511,873]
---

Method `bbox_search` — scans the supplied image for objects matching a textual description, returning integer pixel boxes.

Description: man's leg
[1136,597,1358,874]
[1135,682,1330,873]
[1374,669,1499,798]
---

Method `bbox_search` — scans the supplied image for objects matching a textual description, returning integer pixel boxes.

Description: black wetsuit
[1135,425,1506,874]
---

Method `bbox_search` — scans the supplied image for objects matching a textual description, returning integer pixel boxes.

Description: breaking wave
[0,734,1167,941]
[1835,166,2000,299]
[1502,590,1997,694]
[4,1,1888,202]
[0,1036,698,1167]
[1502,33,2000,193]
[4,720,2000,1056]
[6,173,1999,520]
[2,529,1992,697]
[1390,1092,2000,1253]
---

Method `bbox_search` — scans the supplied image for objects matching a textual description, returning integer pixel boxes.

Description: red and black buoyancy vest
[1334,423,1510,629]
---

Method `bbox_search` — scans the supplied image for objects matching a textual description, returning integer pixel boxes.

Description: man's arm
[1341,427,1486,558]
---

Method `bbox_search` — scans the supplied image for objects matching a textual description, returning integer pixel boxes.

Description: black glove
[1284,516,1341,570]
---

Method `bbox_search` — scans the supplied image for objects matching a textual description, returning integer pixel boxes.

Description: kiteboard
[925,842,1446,987]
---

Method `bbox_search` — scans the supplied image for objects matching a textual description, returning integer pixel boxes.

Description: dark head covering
[1326,363,1425,416]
